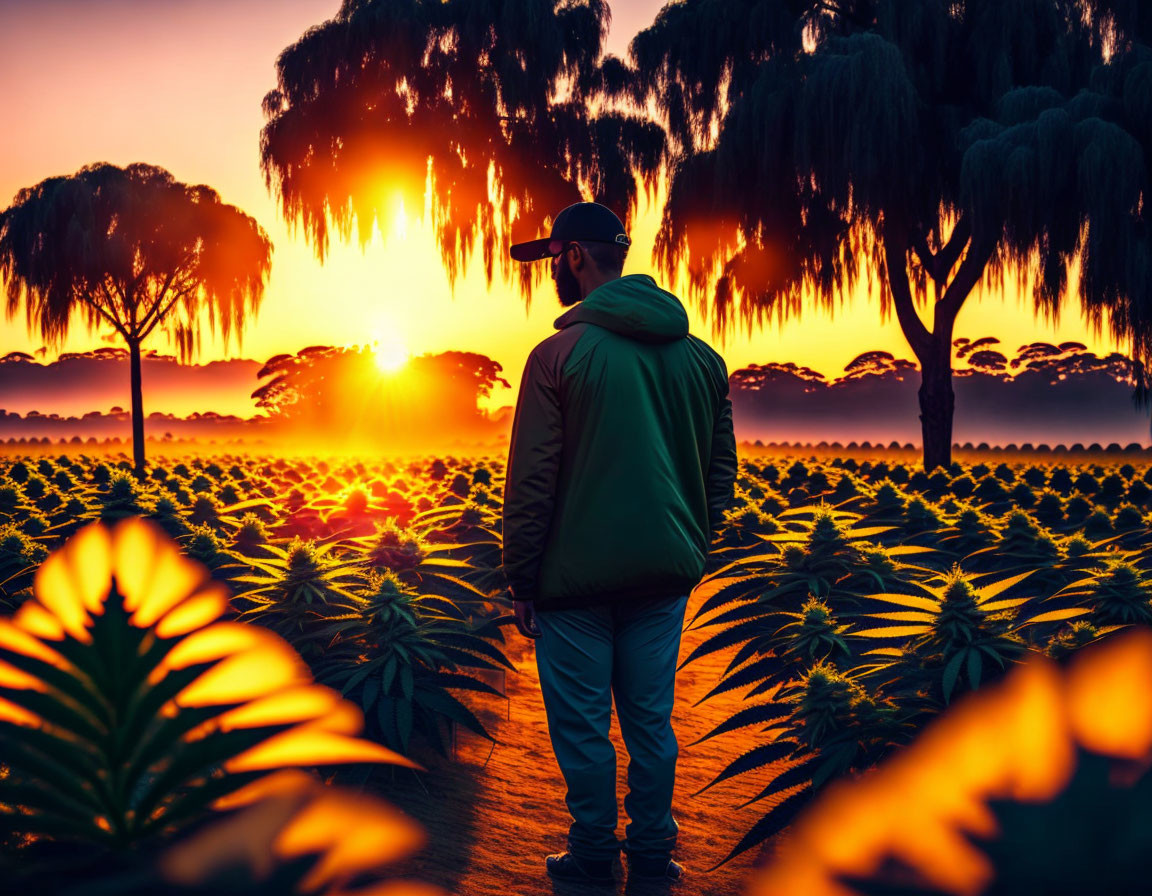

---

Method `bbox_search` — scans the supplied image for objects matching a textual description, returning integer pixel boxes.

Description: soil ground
[371,587,786,896]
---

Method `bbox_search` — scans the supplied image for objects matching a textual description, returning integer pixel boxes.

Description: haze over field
[1,340,1146,449]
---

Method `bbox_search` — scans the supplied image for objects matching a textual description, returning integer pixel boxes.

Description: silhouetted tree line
[0,345,512,451]
[732,340,1150,446]
[0,349,262,418]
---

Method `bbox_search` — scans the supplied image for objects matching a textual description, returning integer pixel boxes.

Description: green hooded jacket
[502,273,738,613]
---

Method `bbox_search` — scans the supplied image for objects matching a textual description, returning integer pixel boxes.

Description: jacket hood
[553,273,689,343]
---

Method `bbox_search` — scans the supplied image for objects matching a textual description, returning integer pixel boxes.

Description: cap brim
[510,238,558,262]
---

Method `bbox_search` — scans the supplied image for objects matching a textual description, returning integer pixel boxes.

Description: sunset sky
[0,0,1127,416]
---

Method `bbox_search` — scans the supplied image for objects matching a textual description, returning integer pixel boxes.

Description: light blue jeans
[534,594,690,863]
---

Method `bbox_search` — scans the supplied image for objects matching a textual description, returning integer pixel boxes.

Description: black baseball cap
[509,201,631,262]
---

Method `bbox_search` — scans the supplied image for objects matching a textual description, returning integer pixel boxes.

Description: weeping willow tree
[259,0,665,305]
[631,0,1152,470]
[0,162,273,478]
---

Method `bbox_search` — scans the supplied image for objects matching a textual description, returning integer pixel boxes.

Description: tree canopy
[0,162,273,475]
[0,162,272,360]
[260,0,665,306]
[628,0,1152,469]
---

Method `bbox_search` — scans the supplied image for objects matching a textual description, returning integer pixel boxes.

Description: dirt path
[374,589,784,896]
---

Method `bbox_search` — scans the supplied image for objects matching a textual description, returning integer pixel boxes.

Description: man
[502,201,738,888]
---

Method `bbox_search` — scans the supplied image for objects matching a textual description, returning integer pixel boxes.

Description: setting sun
[373,338,410,373]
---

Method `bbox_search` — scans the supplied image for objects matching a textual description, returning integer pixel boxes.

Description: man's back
[503,272,738,613]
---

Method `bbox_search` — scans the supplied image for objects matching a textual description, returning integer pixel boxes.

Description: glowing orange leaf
[226,729,424,772]
[213,685,344,731]
[748,628,1152,896]
[1066,625,1152,758]
[161,775,447,895]
[175,644,312,706]
[153,583,230,638]
[275,790,426,891]
[0,515,430,855]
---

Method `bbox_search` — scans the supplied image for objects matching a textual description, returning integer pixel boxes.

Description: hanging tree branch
[139,282,199,343]
[936,235,996,327]
[934,216,972,290]
[92,281,130,338]
[911,232,937,283]
[881,218,934,360]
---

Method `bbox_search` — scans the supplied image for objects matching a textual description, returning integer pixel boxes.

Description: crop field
[2,449,1151,895]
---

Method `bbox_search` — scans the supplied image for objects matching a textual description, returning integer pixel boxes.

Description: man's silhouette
[502,201,738,888]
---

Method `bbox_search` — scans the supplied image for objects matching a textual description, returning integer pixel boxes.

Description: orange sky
[0,0,1127,416]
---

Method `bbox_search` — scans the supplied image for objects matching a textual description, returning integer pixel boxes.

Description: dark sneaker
[546,851,617,886]
[625,854,684,882]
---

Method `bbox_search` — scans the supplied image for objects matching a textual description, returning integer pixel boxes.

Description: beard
[553,258,583,306]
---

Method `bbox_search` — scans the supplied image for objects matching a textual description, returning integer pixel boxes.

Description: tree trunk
[918,338,955,472]
[883,218,989,473]
[128,338,146,480]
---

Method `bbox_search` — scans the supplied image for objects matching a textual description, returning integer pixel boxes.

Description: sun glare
[393,197,408,239]
[373,338,409,373]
